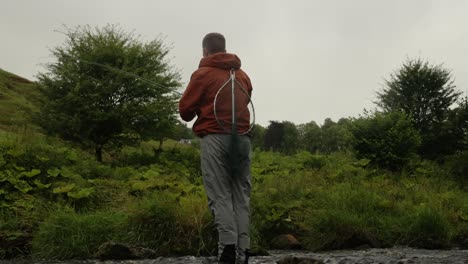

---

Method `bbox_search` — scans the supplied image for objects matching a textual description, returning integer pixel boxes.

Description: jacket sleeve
[179,71,204,122]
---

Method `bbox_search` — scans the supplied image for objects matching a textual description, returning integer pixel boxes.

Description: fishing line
[64,57,256,142]
[74,58,182,96]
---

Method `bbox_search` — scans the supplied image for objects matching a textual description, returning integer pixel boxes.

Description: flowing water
[2,248,467,264]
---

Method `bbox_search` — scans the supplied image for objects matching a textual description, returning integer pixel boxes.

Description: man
[179,33,253,264]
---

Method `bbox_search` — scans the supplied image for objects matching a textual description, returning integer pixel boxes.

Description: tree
[250,124,266,150]
[263,121,284,152]
[442,96,468,152]
[38,25,181,162]
[377,58,462,158]
[298,121,321,153]
[281,121,300,155]
[320,118,352,153]
[263,121,300,154]
[173,122,195,140]
[349,111,421,171]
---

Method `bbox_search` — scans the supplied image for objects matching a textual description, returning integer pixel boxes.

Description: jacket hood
[199,52,241,70]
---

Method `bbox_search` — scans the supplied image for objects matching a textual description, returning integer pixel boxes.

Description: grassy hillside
[0,68,42,131]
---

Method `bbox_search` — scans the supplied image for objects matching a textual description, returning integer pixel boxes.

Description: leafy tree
[377,58,462,158]
[173,122,195,140]
[263,121,299,154]
[38,25,181,162]
[298,121,321,153]
[250,124,266,150]
[263,121,284,152]
[442,96,468,153]
[281,121,300,155]
[320,118,352,153]
[349,111,421,171]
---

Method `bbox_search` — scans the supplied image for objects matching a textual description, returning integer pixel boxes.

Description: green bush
[444,151,468,186]
[349,111,421,171]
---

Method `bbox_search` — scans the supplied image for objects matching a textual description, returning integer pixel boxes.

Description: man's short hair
[202,33,226,54]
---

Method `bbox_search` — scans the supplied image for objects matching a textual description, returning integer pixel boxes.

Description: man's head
[202,33,226,57]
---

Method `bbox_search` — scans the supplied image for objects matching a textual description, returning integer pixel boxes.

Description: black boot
[236,248,249,264]
[219,244,236,264]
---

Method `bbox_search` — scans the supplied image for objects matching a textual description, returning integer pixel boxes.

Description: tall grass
[32,208,127,259]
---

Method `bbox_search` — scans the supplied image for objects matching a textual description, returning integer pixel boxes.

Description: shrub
[349,111,421,171]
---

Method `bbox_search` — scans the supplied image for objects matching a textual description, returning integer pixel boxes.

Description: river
[1,247,467,264]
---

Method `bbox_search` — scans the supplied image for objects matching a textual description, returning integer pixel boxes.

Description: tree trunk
[95,145,103,163]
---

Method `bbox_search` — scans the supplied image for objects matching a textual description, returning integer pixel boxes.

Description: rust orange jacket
[179,53,253,137]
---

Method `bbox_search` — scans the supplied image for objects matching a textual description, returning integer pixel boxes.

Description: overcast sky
[1,0,468,126]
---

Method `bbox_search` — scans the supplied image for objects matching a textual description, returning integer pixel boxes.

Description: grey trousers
[200,134,252,249]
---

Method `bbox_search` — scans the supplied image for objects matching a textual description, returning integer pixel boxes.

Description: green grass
[250,151,467,250]
[0,68,42,132]
[31,208,127,259]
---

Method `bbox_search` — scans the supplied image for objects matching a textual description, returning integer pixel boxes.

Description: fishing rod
[74,58,182,96]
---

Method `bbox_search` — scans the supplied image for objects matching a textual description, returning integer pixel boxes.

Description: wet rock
[94,242,157,260]
[95,242,135,260]
[271,234,302,249]
[397,259,415,264]
[131,246,158,259]
[321,233,382,250]
[277,255,325,264]
[454,233,468,249]
[461,238,468,249]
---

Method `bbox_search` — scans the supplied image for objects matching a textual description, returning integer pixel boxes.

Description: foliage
[0,69,42,131]
[123,192,216,256]
[250,124,265,150]
[443,150,468,186]
[172,121,195,140]
[349,111,421,170]
[1,62,467,260]
[0,133,466,259]
[319,118,352,153]
[38,25,181,161]
[32,208,127,259]
[377,58,463,158]
[281,121,300,155]
[297,121,321,153]
[253,152,466,250]
[0,132,100,212]
[407,206,451,249]
[263,121,300,154]
[263,121,284,152]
